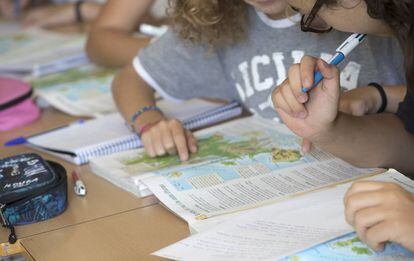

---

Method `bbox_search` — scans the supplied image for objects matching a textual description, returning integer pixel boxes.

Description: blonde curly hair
[168,0,249,46]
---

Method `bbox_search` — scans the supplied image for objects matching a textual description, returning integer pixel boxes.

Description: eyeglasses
[299,0,332,33]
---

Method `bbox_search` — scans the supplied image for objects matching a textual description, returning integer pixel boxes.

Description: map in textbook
[30,65,117,116]
[0,32,31,55]
[122,125,326,191]
[30,65,115,93]
[284,232,414,260]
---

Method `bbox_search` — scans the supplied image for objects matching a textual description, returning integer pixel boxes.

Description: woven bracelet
[130,105,162,129]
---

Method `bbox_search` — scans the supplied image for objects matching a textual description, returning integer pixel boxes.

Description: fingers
[299,55,318,95]
[316,59,340,100]
[159,121,177,156]
[364,221,393,252]
[344,181,386,204]
[353,206,386,241]
[141,132,156,157]
[272,56,326,118]
[185,130,198,154]
[272,66,307,118]
[301,139,312,154]
[344,191,384,225]
[169,120,190,161]
[140,119,196,161]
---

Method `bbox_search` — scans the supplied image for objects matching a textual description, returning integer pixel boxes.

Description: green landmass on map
[271,148,301,163]
[123,133,276,170]
[167,171,183,179]
[30,66,115,89]
[12,34,29,42]
[331,236,373,256]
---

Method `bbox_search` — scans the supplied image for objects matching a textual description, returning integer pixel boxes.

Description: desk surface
[0,108,158,245]
[21,204,189,261]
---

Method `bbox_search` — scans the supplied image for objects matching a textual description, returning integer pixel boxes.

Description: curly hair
[168,0,249,46]
[320,0,414,90]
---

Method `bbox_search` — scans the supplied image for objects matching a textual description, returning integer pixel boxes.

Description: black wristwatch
[75,0,85,23]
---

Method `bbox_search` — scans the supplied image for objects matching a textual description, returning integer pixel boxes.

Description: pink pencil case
[0,77,40,132]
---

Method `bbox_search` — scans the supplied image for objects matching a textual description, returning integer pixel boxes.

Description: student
[112,0,404,162]
[86,0,169,67]
[0,0,102,28]
[271,0,414,252]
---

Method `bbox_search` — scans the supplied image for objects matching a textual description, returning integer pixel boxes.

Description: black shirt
[397,88,414,133]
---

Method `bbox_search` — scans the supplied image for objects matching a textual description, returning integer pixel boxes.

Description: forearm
[384,85,406,113]
[112,64,163,127]
[86,29,150,67]
[315,112,414,174]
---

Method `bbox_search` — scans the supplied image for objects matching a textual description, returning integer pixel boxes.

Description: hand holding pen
[271,33,366,145]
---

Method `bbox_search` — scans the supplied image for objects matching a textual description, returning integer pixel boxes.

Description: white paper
[154,170,414,261]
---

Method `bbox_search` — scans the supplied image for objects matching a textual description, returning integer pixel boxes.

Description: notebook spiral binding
[183,101,240,130]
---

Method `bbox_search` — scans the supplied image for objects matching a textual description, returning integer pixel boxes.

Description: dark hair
[321,0,414,91]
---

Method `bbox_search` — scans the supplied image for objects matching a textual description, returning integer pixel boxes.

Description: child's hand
[339,86,382,116]
[344,181,414,252]
[140,119,197,161]
[271,56,340,142]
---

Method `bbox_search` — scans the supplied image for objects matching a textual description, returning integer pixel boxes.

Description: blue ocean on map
[282,232,414,260]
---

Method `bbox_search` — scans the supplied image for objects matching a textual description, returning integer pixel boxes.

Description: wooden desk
[0,108,158,243]
[21,204,189,261]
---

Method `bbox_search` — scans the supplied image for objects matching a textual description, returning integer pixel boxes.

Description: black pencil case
[0,153,67,243]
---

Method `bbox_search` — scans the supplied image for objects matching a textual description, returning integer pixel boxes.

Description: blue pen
[302,33,367,93]
[4,119,85,147]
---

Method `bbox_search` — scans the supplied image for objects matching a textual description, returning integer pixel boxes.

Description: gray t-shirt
[134,7,404,120]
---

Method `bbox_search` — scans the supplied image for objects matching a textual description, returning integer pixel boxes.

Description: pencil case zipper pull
[0,203,17,244]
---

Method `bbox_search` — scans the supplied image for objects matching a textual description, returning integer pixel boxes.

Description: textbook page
[142,117,382,224]
[32,65,225,117]
[0,27,86,75]
[31,65,117,117]
[154,170,414,261]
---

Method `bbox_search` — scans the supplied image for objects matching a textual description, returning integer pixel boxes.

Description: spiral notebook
[24,99,242,165]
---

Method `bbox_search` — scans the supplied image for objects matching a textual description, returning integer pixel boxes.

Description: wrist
[307,117,339,145]
[81,2,100,22]
[367,83,387,113]
[132,110,165,131]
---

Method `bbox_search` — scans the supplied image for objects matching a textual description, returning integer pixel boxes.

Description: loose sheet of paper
[154,170,414,261]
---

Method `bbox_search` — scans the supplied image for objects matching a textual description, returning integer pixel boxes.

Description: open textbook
[0,24,87,77]
[90,116,383,215]
[153,170,414,260]
[29,65,116,117]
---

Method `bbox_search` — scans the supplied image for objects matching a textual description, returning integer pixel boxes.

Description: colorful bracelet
[130,105,162,130]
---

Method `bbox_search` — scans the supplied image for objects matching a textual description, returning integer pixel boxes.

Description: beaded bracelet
[130,105,162,130]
